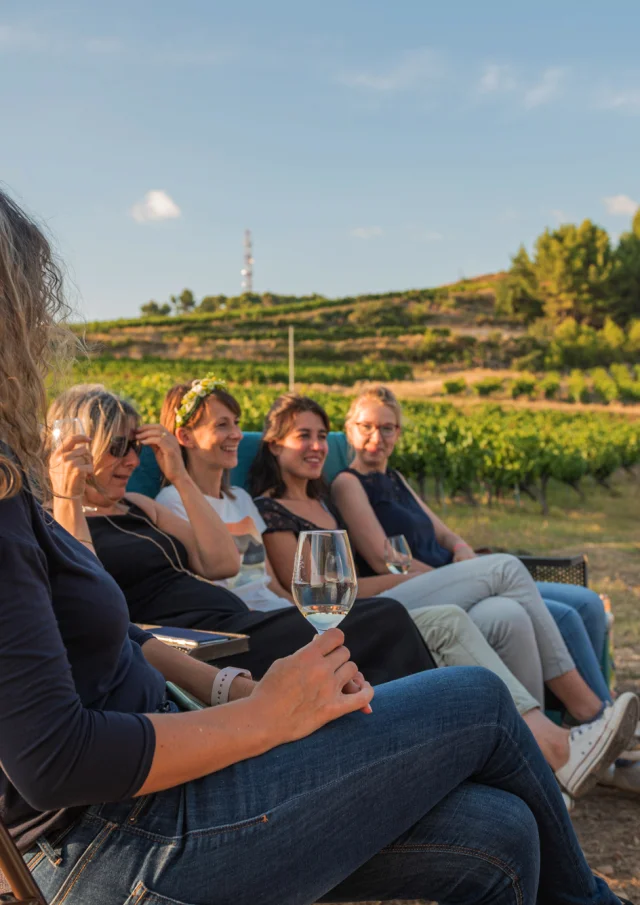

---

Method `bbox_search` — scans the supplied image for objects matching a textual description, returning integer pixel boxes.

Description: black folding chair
[0,816,46,904]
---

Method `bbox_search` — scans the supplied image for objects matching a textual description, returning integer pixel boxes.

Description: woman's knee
[546,599,582,635]
[472,597,536,646]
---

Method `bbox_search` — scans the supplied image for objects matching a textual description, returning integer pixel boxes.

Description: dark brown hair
[249,393,330,500]
[161,382,241,497]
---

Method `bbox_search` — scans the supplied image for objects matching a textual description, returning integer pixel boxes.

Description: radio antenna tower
[241,229,254,293]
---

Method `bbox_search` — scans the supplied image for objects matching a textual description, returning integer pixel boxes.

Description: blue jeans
[27,669,619,905]
[539,582,611,704]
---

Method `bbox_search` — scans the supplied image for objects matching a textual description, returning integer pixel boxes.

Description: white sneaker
[598,759,640,794]
[561,791,575,812]
[555,692,639,799]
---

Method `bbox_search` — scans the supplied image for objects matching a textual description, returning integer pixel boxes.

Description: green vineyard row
[72,362,640,512]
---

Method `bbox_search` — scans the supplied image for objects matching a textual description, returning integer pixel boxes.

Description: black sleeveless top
[254,496,380,577]
[87,502,267,632]
[340,468,453,569]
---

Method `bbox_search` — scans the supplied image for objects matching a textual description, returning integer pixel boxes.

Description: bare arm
[136,630,373,796]
[264,554,294,603]
[263,526,423,601]
[263,531,300,592]
[330,472,390,573]
[125,486,241,581]
[133,425,241,580]
[140,637,255,703]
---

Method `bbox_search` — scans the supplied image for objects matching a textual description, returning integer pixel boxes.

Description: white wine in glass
[384,534,412,575]
[292,530,358,633]
[51,418,86,450]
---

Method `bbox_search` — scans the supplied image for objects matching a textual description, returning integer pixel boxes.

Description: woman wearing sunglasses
[47,384,243,584]
[0,187,635,905]
[45,384,437,684]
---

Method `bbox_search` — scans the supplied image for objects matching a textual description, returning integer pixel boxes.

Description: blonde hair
[344,385,403,440]
[0,188,77,500]
[47,385,139,467]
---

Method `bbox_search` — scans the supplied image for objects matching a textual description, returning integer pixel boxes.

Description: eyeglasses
[354,422,398,439]
[109,436,142,458]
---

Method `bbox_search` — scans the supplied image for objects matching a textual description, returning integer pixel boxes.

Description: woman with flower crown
[46,382,437,683]
[3,186,636,905]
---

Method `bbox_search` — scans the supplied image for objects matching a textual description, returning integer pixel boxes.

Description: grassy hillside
[76,275,521,365]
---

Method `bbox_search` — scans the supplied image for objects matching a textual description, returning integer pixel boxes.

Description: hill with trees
[77,210,640,377]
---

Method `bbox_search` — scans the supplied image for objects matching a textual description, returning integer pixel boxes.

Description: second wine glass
[384,534,412,575]
[292,530,358,634]
[51,417,86,450]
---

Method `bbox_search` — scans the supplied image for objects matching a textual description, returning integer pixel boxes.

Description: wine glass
[51,418,86,450]
[384,535,412,575]
[292,530,358,634]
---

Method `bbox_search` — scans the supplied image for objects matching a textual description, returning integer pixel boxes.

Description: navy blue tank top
[341,468,453,569]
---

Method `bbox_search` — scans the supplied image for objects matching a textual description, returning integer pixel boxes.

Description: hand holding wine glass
[384,535,412,575]
[292,531,358,634]
[49,418,93,500]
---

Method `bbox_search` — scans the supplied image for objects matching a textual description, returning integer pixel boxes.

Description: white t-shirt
[155,484,292,612]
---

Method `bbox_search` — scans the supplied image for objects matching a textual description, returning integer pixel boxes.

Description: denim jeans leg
[29,668,619,905]
[538,582,608,662]
[545,598,612,703]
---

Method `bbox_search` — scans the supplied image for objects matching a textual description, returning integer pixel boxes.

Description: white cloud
[478,63,517,94]
[423,230,443,242]
[598,89,640,114]
[339,48,444,94]
[523,66,565,108]
[350,226,383,239]
[130,190,182,223]
[0,24,47,50]
[603,194,639,216]
[551,209,567,223]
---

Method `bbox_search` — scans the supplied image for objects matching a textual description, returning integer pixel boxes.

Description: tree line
[497,208,640,327]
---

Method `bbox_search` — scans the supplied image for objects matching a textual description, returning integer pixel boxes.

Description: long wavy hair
[0,188,77,500]
[248,393,330,500]
[160,382,241,498]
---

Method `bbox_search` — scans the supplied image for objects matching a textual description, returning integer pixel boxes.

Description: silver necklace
[97,505,218,586]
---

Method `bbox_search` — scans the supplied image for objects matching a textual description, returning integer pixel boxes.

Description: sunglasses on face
[109,436,142,458]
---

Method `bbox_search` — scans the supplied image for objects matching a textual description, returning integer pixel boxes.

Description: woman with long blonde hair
[0,188,634,905]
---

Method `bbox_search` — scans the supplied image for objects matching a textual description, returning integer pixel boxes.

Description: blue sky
[1,0,639,320]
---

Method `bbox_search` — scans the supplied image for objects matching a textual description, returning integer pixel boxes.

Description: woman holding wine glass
[250,392,638,796]
[46,383,437,686]
[0,187,635,905]
[155,379,584,748]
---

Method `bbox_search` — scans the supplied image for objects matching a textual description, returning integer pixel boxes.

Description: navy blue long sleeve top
[0,477,166,852]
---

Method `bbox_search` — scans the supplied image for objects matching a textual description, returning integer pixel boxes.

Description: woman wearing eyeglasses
[332,385,613,707]
[1,188,635,905]
[251,392,638,798]
[45,384,437,685]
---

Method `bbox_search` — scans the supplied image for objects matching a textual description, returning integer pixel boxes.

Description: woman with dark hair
[0,186,635,905]
[46,382,436,685]
[251,392,638,798]
[158,379,583,757]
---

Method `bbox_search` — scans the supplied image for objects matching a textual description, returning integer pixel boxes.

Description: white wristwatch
[210,666,252,707]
